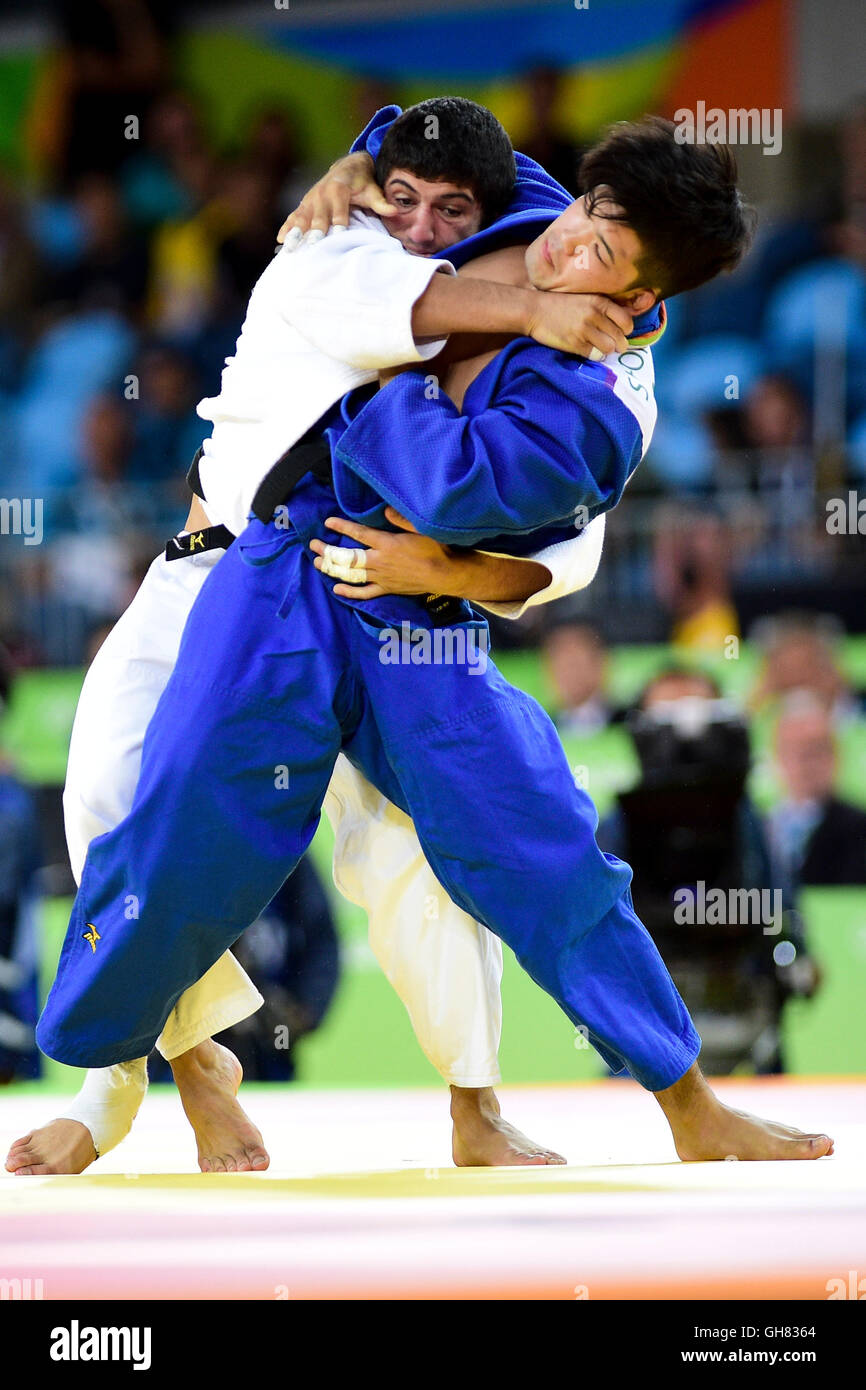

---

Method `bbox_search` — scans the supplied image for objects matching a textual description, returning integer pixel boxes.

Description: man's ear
[619,287,658,315]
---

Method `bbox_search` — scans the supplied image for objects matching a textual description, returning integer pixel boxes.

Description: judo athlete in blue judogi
[36,123,737,1086]
[38,114,835,1161]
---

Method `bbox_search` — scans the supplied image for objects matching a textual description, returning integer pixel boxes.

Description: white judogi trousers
[63,546,503,1086]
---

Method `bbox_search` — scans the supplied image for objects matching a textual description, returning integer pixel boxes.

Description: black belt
[189,433,333,523]
[187,445,205,500]
[187,437,463,622]
[251,428,333,523]
[165,525,235,562]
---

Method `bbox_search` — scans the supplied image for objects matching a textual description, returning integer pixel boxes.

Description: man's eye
[441,208,463,218]
[394,198,415,209]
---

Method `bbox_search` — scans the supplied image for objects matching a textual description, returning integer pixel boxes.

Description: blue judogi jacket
[283,107,664,622]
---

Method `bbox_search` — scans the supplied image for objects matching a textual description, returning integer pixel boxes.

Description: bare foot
[5,1119,97,1176]
[656,1064,834,1161]
[170,1039,270,1174]
[450,1086,566,1167]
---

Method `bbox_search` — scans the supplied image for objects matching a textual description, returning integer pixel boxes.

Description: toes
[250,1151,270,1171]
[13,1162,52,1176]
[809,1134,834,1157]
[222,1155,238,1173]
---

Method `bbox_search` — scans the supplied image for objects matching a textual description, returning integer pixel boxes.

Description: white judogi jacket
[196,211,608,619]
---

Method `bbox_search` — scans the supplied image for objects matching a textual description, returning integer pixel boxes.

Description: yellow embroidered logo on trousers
[83,925,101,953]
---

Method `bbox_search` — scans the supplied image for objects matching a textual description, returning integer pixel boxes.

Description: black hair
[374,97,516,226]
[578,116,756,299]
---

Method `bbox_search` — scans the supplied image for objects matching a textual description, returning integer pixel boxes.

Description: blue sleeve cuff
[349,105,402,160]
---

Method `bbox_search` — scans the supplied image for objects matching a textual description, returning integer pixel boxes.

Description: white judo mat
[1,1078,864,1299]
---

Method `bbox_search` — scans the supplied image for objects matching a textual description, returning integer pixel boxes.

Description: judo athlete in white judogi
[9,100,635,1176]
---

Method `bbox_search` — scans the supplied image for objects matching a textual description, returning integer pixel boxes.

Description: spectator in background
[140,94,224,344]
[652,505,740,656]
[243,105,303,212]
[44,0,174,190]
[750,614,860,720]
[45,174,150,318]
[122,88,215,229]
[767,691,866,891]
[215,161,284,319]
[50,394,158,621]
[741,374,817,539]
[744,373,810,454]
[129,342,203,490]
[0,650,42,1082]
[543,618,615,734]
[520,64,585,196]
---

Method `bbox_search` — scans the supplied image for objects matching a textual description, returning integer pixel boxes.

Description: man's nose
[561,231,589,258]
[407,204,437,245]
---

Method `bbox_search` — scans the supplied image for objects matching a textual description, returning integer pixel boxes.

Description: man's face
[776,711,837,803]
[380,168,483,256]
[525,191,654,304]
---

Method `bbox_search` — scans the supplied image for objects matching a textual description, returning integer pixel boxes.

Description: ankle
[654,1062,713,1119]
[450,1085,499,1121]
[169,1039,216,1079]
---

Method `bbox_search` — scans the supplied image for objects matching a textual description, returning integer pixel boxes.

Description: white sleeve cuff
[474,516,606,620]
[284,219,456,369]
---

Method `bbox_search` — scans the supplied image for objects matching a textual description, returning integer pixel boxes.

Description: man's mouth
[541,238,554,269]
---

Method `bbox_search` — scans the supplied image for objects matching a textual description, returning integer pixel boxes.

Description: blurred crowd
[545,611,866,898]
[0,8,864,662]
[0,1,326,663]
[544,613,866,1073]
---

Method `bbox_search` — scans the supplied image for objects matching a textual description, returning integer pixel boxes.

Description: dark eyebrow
[387,177,474,204]
[584,192,617,265]
[597,229,615,265]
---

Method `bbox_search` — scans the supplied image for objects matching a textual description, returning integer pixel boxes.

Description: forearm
[442,550,551,604]
[412,273,536,340]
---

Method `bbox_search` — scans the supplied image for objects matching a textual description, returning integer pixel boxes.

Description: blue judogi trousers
[37,520,701,1090]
